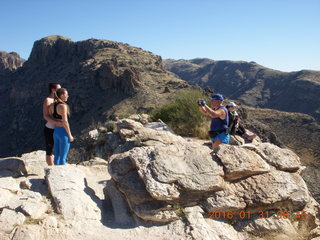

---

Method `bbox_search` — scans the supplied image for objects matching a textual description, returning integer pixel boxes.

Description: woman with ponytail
[51,88,74,165]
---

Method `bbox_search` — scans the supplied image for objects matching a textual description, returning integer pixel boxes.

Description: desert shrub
[150,89,210,139]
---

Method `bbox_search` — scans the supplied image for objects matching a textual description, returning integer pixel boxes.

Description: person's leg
[53,129,61,165]
[44,127,54,166]
[238,124,256,141]
[212,139,222,148]
[46,155,53,166]
[218,132,230,144]
[57,129,70,165]
[211,132,230,148]
[237,124,246,136]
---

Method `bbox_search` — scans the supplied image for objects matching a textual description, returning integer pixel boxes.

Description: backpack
[227,110,239,135]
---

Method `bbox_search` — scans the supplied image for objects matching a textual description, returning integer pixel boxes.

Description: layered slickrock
[1,116,320,240]
[107,117,315,233]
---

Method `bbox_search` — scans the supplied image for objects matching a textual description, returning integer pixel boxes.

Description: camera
[197,99,206,106]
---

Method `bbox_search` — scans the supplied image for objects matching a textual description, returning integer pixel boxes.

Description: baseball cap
[227,102,237,107]
[209,93,224,101]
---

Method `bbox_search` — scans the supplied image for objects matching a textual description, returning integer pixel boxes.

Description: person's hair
[54,88,70,116]
[48,83,60,95]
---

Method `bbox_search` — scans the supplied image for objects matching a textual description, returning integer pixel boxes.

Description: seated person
[226,102,256,141]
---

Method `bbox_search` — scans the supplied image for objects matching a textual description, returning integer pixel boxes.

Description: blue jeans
[53,127,70,165]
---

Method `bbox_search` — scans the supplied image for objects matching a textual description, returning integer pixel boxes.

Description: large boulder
[108,119,226,222]
[106,117,315,233]
[0,157,27,177]
[214,144,270,181]
[203,170,309,213]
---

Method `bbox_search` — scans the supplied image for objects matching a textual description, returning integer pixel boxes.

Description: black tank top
[53,102,62,120]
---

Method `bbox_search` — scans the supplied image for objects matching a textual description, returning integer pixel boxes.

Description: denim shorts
[211,132,230,144]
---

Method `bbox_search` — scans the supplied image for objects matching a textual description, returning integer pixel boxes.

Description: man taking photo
[198,93,229,148]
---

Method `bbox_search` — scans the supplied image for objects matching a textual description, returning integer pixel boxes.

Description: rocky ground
[1,116,320,240]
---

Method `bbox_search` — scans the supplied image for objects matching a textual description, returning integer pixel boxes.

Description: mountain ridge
[0,35,188,157]
[164,58,320,122]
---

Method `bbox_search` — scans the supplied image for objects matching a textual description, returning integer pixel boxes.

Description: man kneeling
[198,94,230,148]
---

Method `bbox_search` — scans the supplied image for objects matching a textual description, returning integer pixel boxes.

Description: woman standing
[52,88,74,165]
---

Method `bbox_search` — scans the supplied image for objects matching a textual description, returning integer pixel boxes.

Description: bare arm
[200,105,226,119]
[199,106,210,116]
[58,104,74,142]
[43,98,62,125]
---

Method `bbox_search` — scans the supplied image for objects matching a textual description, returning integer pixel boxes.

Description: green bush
[150,89,210,139]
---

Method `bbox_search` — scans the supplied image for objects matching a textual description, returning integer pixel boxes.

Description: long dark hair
[48,83,60,95]
[54,88,70,116]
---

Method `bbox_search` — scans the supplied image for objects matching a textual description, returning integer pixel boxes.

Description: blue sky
[1,0,319,72]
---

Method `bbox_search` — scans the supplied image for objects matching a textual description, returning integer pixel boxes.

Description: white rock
[21,150,47,177]
[0,177,20,192]
[216,144,271,181]
[239,215,298,237]
[129,143,224,201]
[255,143,301,171]
[20,201,48,219]
[204,171,309,212]
[0,208,25,232]
[41,216,58,229]
[45,165,101,220]
[88,129,99,140]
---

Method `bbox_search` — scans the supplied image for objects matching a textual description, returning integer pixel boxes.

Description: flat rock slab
[45,165,101,220]
[215,145,270,181]
[204,171,309,212]
[20,201,48,219]
[0,177,20,192]
[0,208,25,232]
[254,143,301,172]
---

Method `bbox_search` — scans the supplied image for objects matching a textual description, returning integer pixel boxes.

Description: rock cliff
[0,51,24,74]
[0,35,188,157]
[1,117,319,240]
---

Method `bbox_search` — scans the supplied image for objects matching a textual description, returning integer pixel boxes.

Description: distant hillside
[164,58,320,122]
[0,51,24,75]
[0,35,188,157]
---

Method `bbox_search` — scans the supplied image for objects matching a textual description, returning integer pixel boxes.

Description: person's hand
[197,99,206,106]
[69,136,74,142]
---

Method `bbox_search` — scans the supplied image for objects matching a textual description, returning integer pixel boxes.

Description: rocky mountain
[0,35,188,157]
[1,117,320,240]
[2,36,320,205]
[164,58,320,122]
[0,51,24,75]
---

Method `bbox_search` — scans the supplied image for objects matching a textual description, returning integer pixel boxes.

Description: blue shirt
[210,106,229,131]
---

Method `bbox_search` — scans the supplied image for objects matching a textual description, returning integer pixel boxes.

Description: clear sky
[1,0,319,72]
